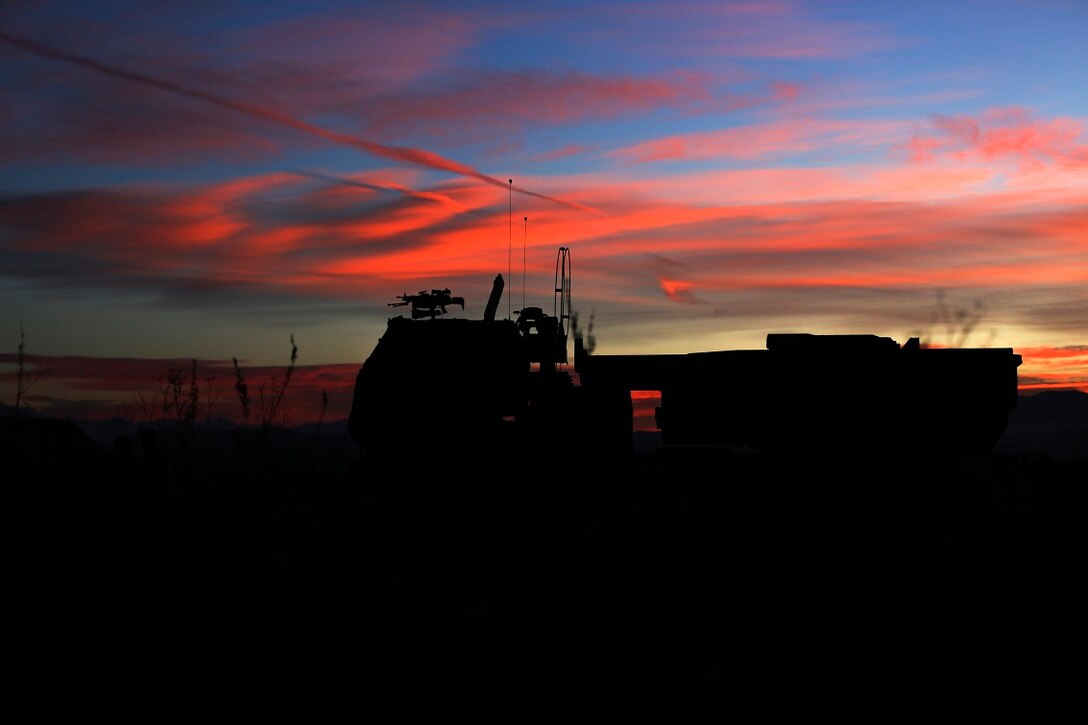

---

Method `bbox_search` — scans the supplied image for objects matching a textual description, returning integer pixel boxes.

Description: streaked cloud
[361,69,726,140]
[611,117,909,164]
[0,31,591,211]
[566,1,918,60]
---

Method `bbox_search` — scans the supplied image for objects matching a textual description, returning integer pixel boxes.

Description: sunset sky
[2,0,1086,425]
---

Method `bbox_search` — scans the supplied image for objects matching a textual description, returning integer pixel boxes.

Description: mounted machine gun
[389,288,465,319]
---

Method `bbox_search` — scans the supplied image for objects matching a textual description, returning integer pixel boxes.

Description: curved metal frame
[554,246,571,339]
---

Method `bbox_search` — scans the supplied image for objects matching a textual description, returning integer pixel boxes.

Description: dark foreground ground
[6,438,1088,723]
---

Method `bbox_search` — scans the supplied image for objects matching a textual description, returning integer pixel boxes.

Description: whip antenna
[523,216,528,311]
[508,179,512,320]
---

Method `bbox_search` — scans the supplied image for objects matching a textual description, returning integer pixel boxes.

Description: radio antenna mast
[507,179,512,320]
[523,216,527,311]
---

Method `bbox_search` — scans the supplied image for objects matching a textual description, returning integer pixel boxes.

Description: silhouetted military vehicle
[349,248,634,467]
[348,247,1023,466]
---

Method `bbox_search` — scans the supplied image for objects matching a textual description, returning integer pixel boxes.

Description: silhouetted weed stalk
[202,374,223,430]
[121,335,313,476]
[167,360,199,432]
[232,334,298,432]
[232,357,250,428]
[131,359,204,440]
[8,321,39,416]
[316,388,328,437]
[226,336,300,481]
[127,335,302,440]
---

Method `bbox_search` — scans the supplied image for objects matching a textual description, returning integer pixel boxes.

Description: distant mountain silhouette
[2,414,110,476]
[47,388,1088,466]
[68,415,352,449]
[993,390,1088,462]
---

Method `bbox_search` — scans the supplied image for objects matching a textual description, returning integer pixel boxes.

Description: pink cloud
[588,1,918,60]
[904,107,1088,168]
[360,70,718,139]
[611,116,941,165]
[612,121,819,163]
[526,181,1088,310]
[234,10,482,89]
[525,144,596,163]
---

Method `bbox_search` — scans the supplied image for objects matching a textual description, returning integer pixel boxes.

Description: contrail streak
[291,169,466,210]
[0,31,599,214]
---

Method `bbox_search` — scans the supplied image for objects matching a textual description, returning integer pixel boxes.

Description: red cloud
[0,170,537,304]
[1018,346,1088,361]
[630,390,662,432]
[6,159,1082,323]
[659,278,704,304]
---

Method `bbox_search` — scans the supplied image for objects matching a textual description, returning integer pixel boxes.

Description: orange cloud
[1015,345,1088,393]
[659,278,704,304]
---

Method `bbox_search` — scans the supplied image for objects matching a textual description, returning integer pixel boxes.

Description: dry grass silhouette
[8,321,39,415]
[572,309,596,354]
[913,289,997,348]
[229,336,299,431]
